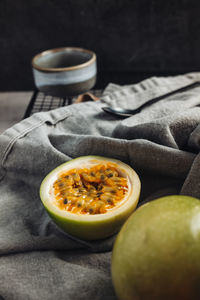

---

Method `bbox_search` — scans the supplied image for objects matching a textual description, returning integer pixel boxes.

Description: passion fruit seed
[53,163,128,215]
[63,198,68,204]
[107,173,113,178]
[88,207,93,213]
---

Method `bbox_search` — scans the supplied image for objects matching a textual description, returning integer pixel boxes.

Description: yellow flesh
[52,163,128,215]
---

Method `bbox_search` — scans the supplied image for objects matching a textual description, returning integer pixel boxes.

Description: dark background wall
[0,0,200,91]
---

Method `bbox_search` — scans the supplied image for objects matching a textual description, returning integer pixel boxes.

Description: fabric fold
[1,73,200,299]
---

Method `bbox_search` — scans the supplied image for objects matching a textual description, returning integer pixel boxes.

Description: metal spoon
[102,81,200,117]
[102,106,140,117]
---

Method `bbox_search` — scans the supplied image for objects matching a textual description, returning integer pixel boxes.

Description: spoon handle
[103,81,200,117]
[135,81,200,112]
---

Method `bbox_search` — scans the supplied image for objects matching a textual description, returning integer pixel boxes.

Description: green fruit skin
[40,156,141,241]
[43,197,139,240]
[112,195,200,300]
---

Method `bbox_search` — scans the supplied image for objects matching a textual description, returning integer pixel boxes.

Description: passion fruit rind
[111,195,200,300]
[40,156,141,240]
[43,202,138,240]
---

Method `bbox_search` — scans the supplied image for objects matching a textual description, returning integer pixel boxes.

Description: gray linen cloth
[1,73,200,299]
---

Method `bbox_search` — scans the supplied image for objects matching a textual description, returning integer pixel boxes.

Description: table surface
[0,90,103,134]
[0,91,32,134]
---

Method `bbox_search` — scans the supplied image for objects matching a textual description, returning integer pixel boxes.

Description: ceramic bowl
[32,47,97,97]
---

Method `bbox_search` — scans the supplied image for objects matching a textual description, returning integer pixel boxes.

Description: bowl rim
[32,47,96,73]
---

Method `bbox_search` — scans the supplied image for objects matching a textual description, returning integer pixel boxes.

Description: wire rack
[23,89,103,118]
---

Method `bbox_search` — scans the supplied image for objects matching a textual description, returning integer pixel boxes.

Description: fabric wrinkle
[0,73,200,299]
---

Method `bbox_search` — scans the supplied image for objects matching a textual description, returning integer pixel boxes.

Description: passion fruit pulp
[40,156,141,240]
[112,195,200,300]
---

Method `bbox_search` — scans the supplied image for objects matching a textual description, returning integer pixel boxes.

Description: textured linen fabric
[1,73,200,299]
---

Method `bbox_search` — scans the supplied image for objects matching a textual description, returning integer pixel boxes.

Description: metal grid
[23,89,103,118]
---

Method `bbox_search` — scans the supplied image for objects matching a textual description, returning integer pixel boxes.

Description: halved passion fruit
[40,156,141,240]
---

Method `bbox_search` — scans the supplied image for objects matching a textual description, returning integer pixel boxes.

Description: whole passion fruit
[40,156,141,240]
[112,195,200,300]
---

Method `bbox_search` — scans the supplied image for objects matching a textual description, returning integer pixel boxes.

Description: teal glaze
[32,47,97,96]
